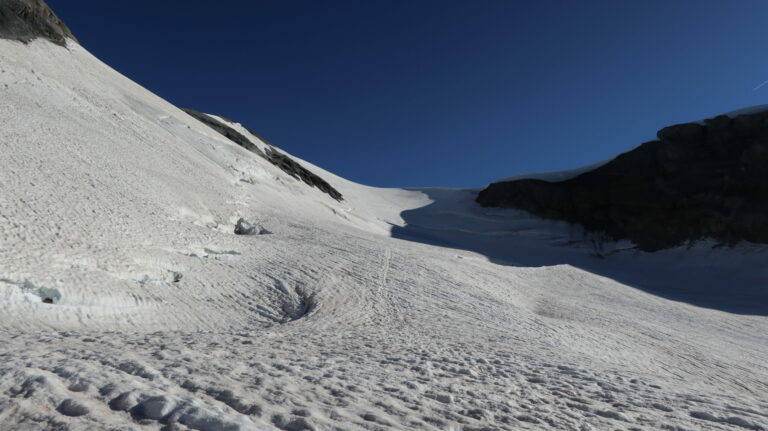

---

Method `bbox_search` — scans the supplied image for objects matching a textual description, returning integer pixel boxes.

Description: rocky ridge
[0,0,75,46]
[183,108,344,202]
[477,109,768,251]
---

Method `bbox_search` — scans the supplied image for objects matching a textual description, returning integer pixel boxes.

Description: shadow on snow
[391,188,768,316]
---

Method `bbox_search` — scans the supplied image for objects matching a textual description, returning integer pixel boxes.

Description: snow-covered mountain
[1,2,766,430]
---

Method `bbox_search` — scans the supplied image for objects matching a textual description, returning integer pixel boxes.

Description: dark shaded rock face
[183,109,266,157]
[262,146,344,201]
[183,109,344,202]
[477,110,768,251]
[0,0,76,46]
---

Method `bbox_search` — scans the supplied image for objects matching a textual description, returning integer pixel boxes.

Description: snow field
[0,38,766,430]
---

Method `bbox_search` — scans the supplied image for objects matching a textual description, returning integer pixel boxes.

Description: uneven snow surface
[1,39,767,431]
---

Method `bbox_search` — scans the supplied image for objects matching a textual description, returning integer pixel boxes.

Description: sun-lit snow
[0,38,766,431]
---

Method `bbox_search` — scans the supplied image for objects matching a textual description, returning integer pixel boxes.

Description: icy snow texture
[0,38,766,431]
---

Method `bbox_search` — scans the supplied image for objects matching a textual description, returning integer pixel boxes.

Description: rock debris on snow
[234,218,271,236]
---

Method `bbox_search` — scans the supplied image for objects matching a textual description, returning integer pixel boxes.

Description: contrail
[753,79,768,91]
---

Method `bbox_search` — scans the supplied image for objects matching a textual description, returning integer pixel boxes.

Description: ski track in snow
[0,39,766,431]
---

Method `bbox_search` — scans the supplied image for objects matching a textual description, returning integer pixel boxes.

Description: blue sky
[49,0,768,187]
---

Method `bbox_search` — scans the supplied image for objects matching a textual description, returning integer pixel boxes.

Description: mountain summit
[0,0,75,46]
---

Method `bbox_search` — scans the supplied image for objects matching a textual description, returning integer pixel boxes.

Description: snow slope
[1,38,767,431]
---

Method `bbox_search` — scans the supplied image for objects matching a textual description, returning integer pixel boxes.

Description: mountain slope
[181,108,344,201]
[477,109,768,251]
[1,3,767,431]
[0,0,75,45]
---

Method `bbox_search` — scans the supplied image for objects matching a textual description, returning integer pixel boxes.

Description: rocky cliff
[477,109,768,251]
[0,0,75,46]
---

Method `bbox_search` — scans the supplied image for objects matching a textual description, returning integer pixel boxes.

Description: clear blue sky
[48,0,768,187]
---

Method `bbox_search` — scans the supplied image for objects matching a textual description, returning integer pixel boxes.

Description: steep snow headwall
[0,0,75,46]
[477,109,768,251]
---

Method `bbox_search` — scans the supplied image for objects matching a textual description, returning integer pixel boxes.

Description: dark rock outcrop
[183,109,343,201]
[234,218,270,235]
[477,110,768,251]
[183,109,266,157]
[262,146,344,201]
[0,0,76,46]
